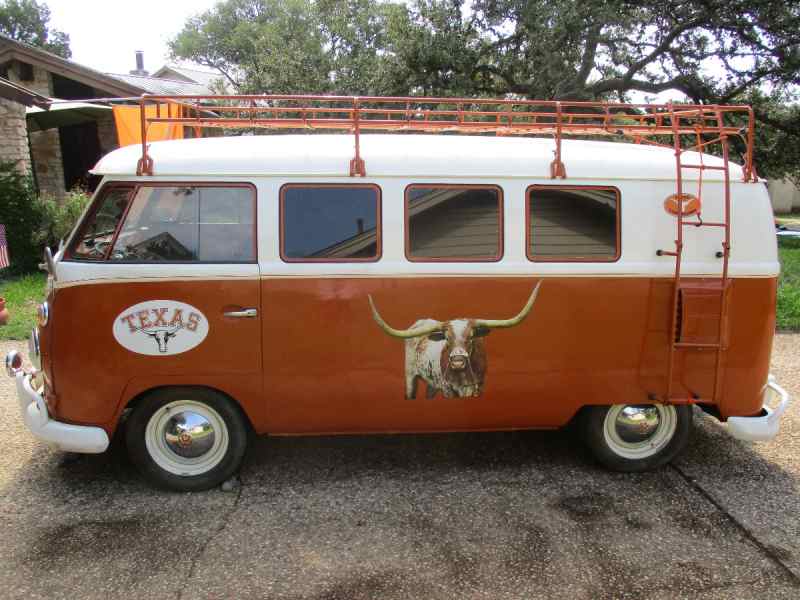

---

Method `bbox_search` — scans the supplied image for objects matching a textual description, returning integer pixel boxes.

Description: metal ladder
[660,105,733,405]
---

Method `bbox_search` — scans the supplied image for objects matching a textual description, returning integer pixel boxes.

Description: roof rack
[133,94,756,181]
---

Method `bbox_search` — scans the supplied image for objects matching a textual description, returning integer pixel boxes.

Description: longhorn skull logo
[135,324,183,353]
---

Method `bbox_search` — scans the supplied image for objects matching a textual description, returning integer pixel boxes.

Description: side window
[109,185,255,262]
[527,186,619,261]
[68,186,133,260]
[281,185,381,262]
[406,185,502,261]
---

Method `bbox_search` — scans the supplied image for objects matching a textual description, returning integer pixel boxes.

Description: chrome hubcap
[145,400,229,476]
[164,411,216,459]
[614,406,661,444]
[603,404,678,460]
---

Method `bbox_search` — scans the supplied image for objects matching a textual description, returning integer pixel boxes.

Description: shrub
[35,189,91,251]
[0,161,42,275]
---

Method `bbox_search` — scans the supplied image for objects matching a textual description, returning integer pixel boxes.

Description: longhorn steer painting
[368,283,541,399]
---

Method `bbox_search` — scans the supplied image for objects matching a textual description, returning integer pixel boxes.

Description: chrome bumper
[727,375,791,442]
[7,366,109,454]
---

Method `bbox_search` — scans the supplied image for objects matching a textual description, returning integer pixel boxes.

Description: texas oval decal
[113,300,209,356]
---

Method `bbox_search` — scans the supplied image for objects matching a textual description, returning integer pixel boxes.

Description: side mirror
[41,246,57,281]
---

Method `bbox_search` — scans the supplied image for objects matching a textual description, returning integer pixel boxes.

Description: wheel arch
[112,379,258,435]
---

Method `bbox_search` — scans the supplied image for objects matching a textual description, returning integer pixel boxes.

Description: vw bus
[5,96,790,491]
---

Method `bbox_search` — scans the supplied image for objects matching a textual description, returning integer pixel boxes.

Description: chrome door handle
[224,308,258,318]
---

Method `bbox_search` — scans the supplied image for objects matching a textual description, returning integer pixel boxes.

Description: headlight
[37,301,49,327]
[5,350,22,377]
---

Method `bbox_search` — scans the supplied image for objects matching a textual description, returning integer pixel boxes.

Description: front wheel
[581,404,691,472]
[125,387,249,492]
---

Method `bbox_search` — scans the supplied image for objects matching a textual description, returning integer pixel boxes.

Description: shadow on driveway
[1,413,799,599]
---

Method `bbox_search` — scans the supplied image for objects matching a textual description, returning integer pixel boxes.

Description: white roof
[93,134,744,181]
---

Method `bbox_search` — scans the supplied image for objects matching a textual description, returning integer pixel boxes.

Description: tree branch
[576,24,601,87]
[620,16,706,84]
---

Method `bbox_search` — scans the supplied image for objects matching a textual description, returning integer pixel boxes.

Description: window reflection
[406,186,501,260]
[282,186,380,261]
[110,186,255,262]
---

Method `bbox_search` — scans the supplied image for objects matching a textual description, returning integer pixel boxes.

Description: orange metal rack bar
[133,94,758,407]
[133,94,756,180]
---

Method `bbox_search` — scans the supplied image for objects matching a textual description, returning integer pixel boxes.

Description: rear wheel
[125,387,248,492]
[581,404,691,472]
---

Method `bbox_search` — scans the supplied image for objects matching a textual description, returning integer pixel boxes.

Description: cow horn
[368,295,444,339]
[475,282,541,329]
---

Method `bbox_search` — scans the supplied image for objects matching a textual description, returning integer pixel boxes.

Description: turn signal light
[37,302,49,327]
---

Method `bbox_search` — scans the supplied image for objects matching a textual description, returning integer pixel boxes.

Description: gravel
[1,336,799,599]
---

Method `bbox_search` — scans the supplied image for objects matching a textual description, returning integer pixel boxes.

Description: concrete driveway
[1,336,799,600]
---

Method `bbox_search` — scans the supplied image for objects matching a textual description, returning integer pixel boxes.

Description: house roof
[92,133,745,182]
[105,72,211,95]
[0,75,50,107]
[0,33,143,97]
[152,65,225,89]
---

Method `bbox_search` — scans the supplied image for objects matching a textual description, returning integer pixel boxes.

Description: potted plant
[0,296,8,326]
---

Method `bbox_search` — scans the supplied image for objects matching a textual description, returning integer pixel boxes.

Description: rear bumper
[12,371,109,454]
[727,375,791,442]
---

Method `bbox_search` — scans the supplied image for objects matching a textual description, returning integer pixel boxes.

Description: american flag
[0,224,9,269]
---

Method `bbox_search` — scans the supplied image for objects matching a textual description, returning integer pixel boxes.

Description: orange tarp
[113,103,184,147]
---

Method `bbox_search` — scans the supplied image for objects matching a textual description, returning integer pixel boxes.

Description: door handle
[224,308,258,318]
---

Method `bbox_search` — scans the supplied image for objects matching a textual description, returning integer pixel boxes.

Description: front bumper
[11,370,109,454]
[727,375,791,442]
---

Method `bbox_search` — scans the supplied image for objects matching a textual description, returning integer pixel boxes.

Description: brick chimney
[129,51,149,76]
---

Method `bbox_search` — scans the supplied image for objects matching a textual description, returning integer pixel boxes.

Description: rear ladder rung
[674,342,721,349]
[679,164,727,171]
[681,221,726,227]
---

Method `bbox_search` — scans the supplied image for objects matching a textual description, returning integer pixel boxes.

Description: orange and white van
[5,96,790,491]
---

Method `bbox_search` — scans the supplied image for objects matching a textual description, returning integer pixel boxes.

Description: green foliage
[777,237,800,331]
[0,272,46,340]
[0,161,43,275]
[170,0,800,178]
[34,189,91,251]
[744,90,800,183]
[0,0,71,58]
[169,0,407,95]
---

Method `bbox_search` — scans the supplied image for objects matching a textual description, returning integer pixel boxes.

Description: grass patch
[0,272,46,340]
[778,237,800,331]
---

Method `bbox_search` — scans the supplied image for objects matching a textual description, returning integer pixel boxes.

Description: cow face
[433,319,489,372]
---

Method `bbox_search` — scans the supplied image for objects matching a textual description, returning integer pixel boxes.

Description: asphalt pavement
[1,336,799,600]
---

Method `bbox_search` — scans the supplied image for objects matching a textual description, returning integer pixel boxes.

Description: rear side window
[109,185,256,262]
[406,185,502,261]
[280,184,381,262]
[69,187,133,260]
[527,186,619,261]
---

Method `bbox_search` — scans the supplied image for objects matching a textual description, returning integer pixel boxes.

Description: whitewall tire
[126,387,248,492]
[581,404,691,471]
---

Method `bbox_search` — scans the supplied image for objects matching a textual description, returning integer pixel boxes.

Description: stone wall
[3,60,67,199]
[0,98,30,172]
[96,112,118,156]
[28,129,65,199]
